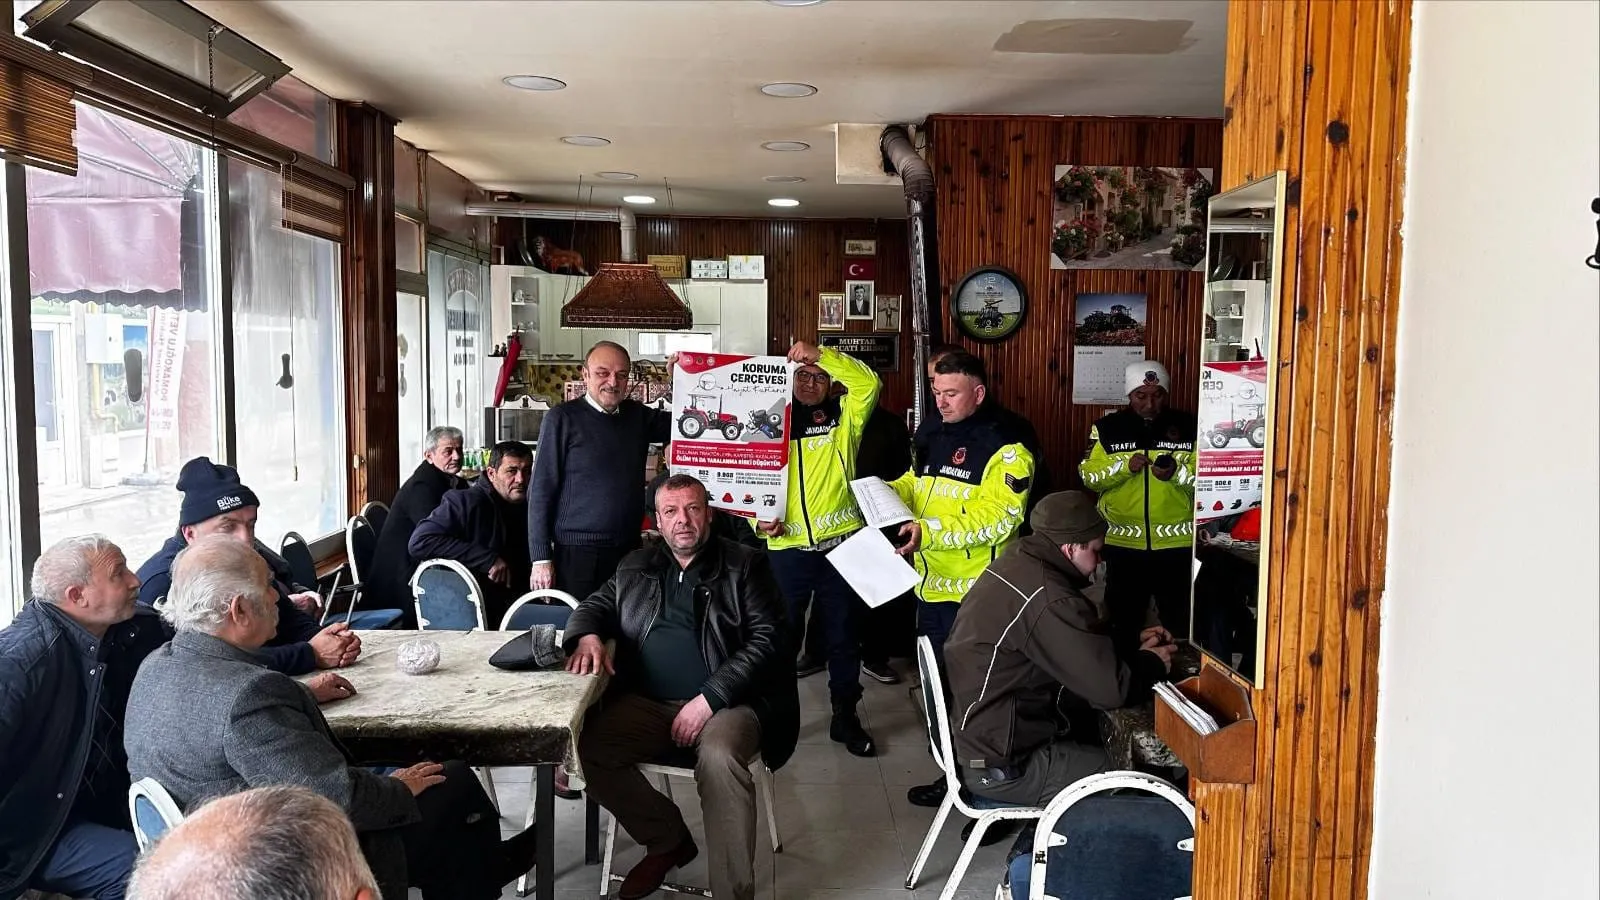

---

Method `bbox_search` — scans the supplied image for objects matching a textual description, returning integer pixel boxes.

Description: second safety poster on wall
[1195,360,1268,520]
[668,353,794,520]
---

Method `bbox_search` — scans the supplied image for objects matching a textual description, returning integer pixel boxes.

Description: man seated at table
[123,536,538,900]
[367,426,469,627]
[128,785,380,900]
[943,492,1177,808]
[409,440,533,626]
[136,456,359,676]
[564,474,798,900]
[0,535,164,900]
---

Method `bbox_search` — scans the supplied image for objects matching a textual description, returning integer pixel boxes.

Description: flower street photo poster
[1073,292,1147,405]
[1050,165,1215,270]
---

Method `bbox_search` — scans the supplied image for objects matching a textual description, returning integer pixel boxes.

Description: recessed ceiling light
[596,171,638,180]
[760,82,817,98]
[561,135,611,147]
[763,175,806,184]
[768,198,801,208]
[766,0,827,6]
[761,141,810,152]
[502,75,567,91]
[622,195,656,205]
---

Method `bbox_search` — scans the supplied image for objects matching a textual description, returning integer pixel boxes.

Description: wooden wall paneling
[557,217,917,412]
[923,114,1223,487]
[1191,3,1414,900]
[336,102,399,511]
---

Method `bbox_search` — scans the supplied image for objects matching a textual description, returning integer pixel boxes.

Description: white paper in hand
[826,527,919,608]
[849,477,914,528]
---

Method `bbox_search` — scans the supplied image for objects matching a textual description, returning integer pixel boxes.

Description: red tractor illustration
[1205,404,1266,448]
[678,394,744,441]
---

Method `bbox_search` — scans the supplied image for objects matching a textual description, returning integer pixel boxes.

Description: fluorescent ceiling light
[760,82,818,98]
[623,195,656,205]
[597,171,638,180]
[561,135,612,147]
[503,75,567,91]
[768,198,801,207]
[763,175,806,184]
[761,141,811,152]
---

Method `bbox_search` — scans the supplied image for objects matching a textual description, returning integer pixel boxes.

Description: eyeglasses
[795,372,830,384]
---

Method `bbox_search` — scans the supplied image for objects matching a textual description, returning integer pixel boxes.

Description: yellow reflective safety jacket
[1078,408,1197,551]
[762,347,881,550]
[889,409,1035,604]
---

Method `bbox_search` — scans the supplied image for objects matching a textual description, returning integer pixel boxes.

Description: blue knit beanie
[177,456,261,527]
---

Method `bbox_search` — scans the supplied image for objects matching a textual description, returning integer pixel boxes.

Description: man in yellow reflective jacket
[755,341,879,757]
[1079,360,1197,649]
[892,349,1035,811]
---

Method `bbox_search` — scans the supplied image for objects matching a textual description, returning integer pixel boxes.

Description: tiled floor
[482,663,1014,900]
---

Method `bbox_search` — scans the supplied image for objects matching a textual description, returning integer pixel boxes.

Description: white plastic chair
[599,759,782,897]
[128,777,185,851]
[906,636,1047,900]
[1022,771,1195,900]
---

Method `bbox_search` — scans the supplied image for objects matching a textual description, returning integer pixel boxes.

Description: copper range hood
[561,262,692,330]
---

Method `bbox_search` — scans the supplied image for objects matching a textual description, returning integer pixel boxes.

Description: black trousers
[552,542,638,604]
[1102,546,1194,651]
[365,759,505,900]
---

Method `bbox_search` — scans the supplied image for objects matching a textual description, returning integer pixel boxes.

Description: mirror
[1188,173,1286,686]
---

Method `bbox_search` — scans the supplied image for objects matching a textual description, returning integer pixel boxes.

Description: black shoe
[961,817,1022,846]
[796,655,825,678]
[906,778,947,807]
[489,825,540,888]
[830,701,877,757]
[861,659,900,684]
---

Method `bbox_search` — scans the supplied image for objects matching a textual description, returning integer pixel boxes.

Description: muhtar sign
[819,334,899,372]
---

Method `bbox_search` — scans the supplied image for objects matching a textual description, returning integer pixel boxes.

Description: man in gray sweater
[527,341,671,603]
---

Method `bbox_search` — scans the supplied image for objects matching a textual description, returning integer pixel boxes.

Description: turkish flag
[844,259,876,281]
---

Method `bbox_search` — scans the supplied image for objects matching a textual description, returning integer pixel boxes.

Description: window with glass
[396,291,428,468]
[227,75,336,164]
[228,162,346,549]
[0,175,22,624]
[427,250,490,451]
[25,103,226,568]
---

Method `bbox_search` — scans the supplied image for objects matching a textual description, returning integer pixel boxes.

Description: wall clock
[952,266,1028,341]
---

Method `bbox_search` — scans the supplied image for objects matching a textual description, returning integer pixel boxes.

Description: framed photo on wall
[818,292,845,331]
[874,295,902,332]
[845,280,875,320]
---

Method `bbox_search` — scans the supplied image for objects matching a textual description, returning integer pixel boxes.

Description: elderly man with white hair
[124,535,539,900]
[367,425,469,626]
[0,534,163,900]
[128,785,380,900]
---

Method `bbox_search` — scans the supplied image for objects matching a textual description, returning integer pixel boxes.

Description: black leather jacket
[563,537,800,770]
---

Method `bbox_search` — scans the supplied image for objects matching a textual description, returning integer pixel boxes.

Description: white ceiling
[193,0,1228,218]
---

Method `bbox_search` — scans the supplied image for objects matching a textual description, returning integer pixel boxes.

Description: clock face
[952,267,1027,341]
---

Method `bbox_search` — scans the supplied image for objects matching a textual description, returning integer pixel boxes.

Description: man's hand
[307,672,356,704]
[1139,625,1174,647]
[530,562,554,591]
[288,590,323,616]
[665,352,680,370]
[565,634,613,676]
[756,519,784,537]
[310,623,357,670]
[487,558,510,586]
[1151,457,1177,481]
[337,631,363,667]
[392,762,447,797]
[671,695,715,747]
[1127,453,1149,474]
[896,521,923,556]
[786,341,821,366]
[1141,642,1175,672]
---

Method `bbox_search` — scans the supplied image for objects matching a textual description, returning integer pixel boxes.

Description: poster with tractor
[668,353,794,520]
[1195,360,1268,521]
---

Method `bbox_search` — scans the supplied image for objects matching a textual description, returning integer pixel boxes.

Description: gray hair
[425,425,463,454]
[128,785,378,900]
[162,536,273,634]
[30,534,119,605]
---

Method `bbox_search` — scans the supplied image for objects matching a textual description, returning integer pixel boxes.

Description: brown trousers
[579,693,763,900]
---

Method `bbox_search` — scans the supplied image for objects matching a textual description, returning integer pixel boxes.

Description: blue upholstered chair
[128,777,184,852]
[906,636,1047,900]
[410,558,486,630]
[1006,770,1194,900]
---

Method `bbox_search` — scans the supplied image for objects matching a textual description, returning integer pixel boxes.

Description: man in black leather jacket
[564,474,797,900]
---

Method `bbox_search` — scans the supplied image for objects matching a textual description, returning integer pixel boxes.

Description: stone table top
[301,630,607,769]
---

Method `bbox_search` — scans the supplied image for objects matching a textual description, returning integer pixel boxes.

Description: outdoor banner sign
[1195,360,1268,520]
[668,353,794,519]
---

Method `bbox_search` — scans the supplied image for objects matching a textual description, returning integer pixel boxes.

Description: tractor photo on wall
[678,393,743,441]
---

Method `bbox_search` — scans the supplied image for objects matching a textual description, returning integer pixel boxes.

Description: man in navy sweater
[527,341,670,604]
